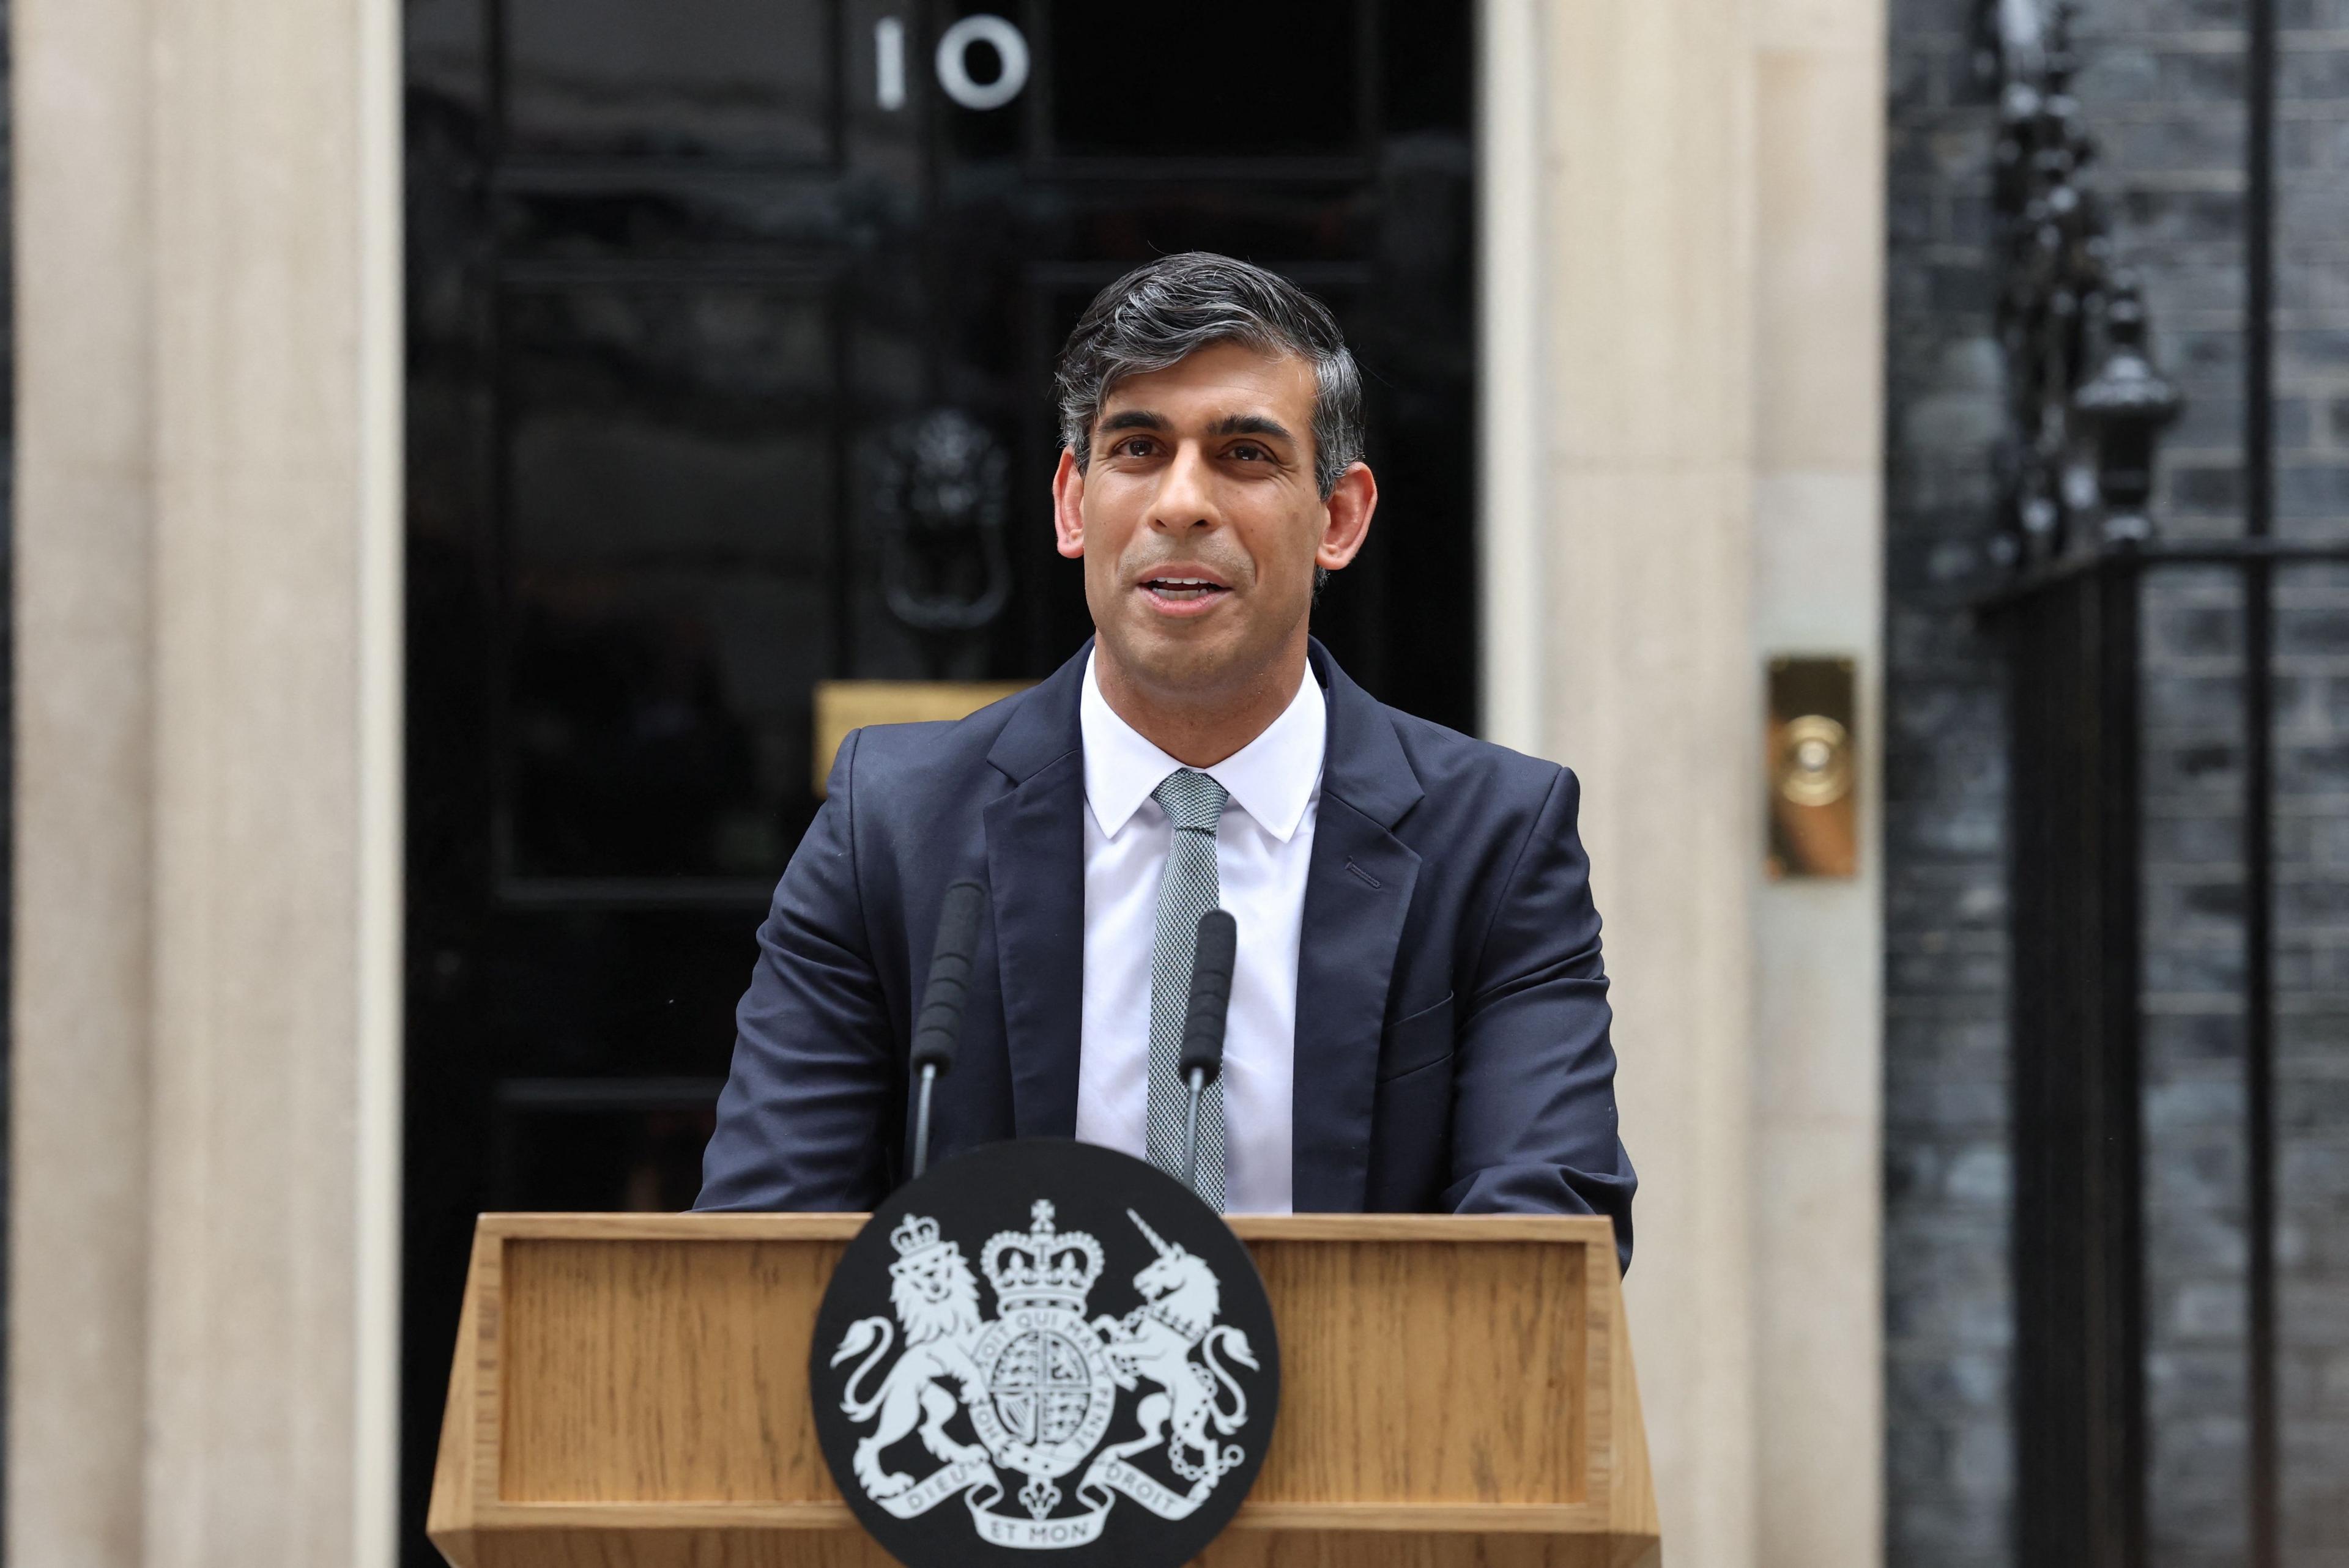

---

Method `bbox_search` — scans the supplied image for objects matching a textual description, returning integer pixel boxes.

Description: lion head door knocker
[868,410,1014,667]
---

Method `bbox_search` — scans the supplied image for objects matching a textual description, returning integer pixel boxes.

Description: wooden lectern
[429,1213,1658,1567]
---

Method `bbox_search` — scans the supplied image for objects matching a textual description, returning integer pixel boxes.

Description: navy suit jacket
[697,640,1635,1268]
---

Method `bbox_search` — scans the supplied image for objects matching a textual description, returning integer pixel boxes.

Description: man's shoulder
[1373,701,1574,820]
[836,684,1054,804]
[1352,700,1594,930]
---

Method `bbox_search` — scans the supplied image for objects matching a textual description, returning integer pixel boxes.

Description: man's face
[1052,340,1372,704]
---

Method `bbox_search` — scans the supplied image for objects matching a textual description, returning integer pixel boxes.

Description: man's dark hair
[1055,253,1365,500]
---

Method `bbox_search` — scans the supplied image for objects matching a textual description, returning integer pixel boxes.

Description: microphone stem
[1182,1066,1205,1196]
[913,1063,938,1180]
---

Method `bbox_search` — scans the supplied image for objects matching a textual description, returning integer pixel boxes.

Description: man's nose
[1148,443,1219,531]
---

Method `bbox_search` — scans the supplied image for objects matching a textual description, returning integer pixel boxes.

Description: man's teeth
[1147,578,1224,600]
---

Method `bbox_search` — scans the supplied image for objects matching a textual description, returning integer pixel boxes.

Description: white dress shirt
[1072,653,1325,1214]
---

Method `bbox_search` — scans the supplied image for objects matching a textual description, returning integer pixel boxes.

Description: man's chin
[1102,621,1250,698]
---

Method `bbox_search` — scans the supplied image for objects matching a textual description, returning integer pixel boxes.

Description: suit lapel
[976,639,1423,1180]
[984,648,1089,1139]
[1291,643,1425,1212]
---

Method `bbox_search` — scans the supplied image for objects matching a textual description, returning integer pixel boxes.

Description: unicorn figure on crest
[1092,1210,1260,1486]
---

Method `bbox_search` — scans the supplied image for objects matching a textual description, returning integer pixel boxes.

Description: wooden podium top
[429,1212,1658,1568]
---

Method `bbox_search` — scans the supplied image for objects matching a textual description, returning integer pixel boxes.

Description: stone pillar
[1485,2,1887,1564]
[8,0,403,1563]
[10,0,157,1556]
[1541,4,1761,1564]
[1750,0,1887,1563]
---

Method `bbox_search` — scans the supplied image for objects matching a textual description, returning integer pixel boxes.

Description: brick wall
[1888,3,2349,1565]
[2069,9,2260,1567]
[2270,12,2349,1564]
[1887,3,2016,1559]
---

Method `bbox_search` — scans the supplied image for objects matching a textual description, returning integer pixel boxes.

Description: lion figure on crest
[831,1215,989,1498]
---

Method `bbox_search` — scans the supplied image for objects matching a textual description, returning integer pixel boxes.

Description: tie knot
[1153,769,1228,832]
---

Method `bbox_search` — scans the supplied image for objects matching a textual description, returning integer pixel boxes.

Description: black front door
[401,1,1474,1555]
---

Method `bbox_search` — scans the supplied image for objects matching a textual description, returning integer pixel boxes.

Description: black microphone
[910,880,986,1178]
[1178,908,1238,1199]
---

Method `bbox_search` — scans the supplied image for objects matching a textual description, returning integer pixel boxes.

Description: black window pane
[489,1082,720,1210]
[499,283,836,879]
[1044,1,1362,161]
[503,284,834,571]
[507,572,824,879]
[1382,1,1471,136]
[502,0,833,162]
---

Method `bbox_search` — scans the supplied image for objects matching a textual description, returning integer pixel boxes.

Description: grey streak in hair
[1055,253,1364,500]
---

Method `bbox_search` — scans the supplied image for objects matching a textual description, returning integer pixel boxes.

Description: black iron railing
[1975,2,2349,1566]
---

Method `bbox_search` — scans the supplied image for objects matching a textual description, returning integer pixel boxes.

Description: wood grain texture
[427,1213,1658,1568]
[1603,1279,1659,1541]
[478,1213,869,1242]
[500,1238,850,1502]
[444,1528,895,1567]
[439,1528,1642,1568]
[1246,1240,1587,1507]
[425,1227,492,1560]
[469,1213,1612,1246]
[1200,1534,1656,1567]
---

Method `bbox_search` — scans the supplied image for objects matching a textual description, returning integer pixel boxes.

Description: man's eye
[1228,443,1271,462]
[1113,437,1156,458]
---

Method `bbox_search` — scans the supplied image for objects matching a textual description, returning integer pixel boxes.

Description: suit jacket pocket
[1376,991,1455,1082]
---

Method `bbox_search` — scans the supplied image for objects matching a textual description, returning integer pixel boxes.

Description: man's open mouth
[1141,577,1230,602]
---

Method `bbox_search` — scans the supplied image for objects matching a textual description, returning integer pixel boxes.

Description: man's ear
[1052,449,1086,560]
[1315,461,1379,572]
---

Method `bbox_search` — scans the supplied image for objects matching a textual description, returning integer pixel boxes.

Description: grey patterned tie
[1143,768,1229,1208]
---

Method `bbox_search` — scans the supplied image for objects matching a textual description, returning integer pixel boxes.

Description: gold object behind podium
[812,681,1031,796]
[428,1213,1658,1567]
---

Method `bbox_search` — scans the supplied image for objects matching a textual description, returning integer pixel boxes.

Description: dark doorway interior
[400,1,1475,1557]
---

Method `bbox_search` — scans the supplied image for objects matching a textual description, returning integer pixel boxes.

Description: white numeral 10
[876,15,1031,112]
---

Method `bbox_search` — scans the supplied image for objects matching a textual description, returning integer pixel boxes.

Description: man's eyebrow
[1094,408,1299,448]
[1207,413,1297,445]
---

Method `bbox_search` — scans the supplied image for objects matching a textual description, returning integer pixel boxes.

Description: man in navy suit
[699,253,1633,1267]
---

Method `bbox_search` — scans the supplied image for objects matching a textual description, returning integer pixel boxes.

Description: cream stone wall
[1750,3,1887,1564]
[7,1,404,1566]
[1543,2,1764,1563]
[1482,2,1887,1566]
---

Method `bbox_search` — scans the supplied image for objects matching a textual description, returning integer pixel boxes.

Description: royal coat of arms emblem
[810,1141,1280,1566]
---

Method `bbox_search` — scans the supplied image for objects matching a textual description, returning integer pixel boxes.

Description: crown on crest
[888,1212,952,1276]
[982,1200,1104,1312]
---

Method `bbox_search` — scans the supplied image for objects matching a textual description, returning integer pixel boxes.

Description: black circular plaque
[809,1139,1281,1568]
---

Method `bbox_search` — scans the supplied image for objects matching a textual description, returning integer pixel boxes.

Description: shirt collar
[1080,651,1327,843]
